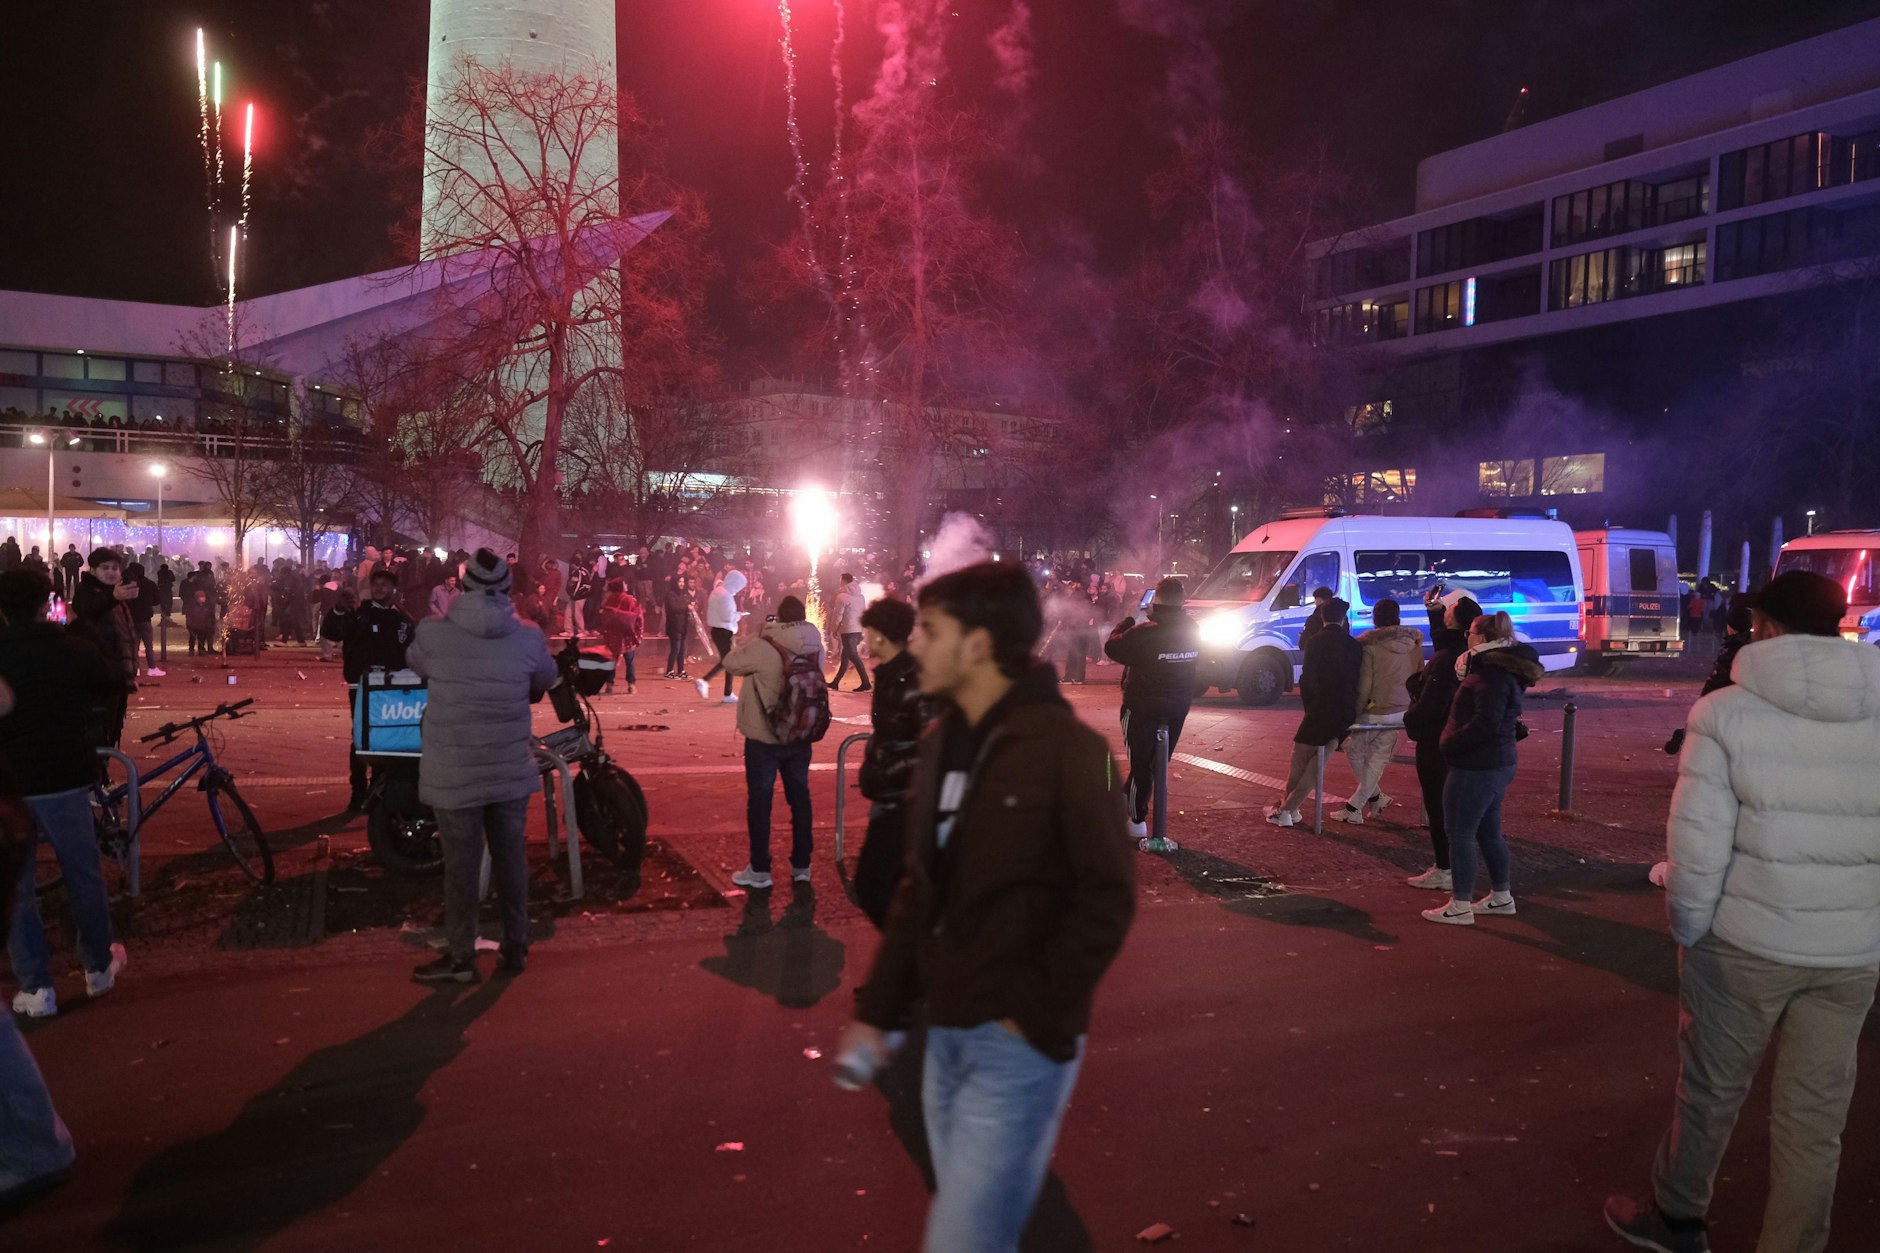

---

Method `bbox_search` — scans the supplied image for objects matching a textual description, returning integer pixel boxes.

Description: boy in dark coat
[1267,597,1363,827]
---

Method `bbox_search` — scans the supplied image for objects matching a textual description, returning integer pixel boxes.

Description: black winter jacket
[1440,643,1544,770]
[0,621,122,794]
[1104,607,1200,720]
[1701,630,1751,697]
[1403,604,1466,744]
[859,649,933,805]
[342,600,415,684]
[1295,626,1363,746]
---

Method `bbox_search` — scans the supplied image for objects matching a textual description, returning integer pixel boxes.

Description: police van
[1773,530,1880,644]
[1573,528,1682,672]
[1186,510,1583,706]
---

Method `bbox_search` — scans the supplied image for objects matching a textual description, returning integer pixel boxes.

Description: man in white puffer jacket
[1606,570,1880,1253]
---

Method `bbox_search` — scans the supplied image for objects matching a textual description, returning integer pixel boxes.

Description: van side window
[1628,548,1658,592]
[1280,552,1340,609]
[1431,550,1576,605]
[1355,551,1434,605]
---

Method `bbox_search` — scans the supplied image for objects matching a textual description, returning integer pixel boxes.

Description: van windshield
[1775,547,1880,605]
[1192,550,1297,603]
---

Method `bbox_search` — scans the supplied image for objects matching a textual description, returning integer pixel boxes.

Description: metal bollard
[833,732,873,864]
[1314,744,1327,834]
[1558,701,1578,812]
[1141,723,1178,852]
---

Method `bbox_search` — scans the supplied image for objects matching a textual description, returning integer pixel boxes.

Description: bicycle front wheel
[206,776,274,886]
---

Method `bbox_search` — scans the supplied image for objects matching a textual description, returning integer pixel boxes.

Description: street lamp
[1806,509,1818,536]
[1149,495,1162,571]
[27,430,80,568]
[1230,503,1240,546]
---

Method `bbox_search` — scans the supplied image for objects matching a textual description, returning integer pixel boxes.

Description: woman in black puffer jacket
[1422,610,1543,926]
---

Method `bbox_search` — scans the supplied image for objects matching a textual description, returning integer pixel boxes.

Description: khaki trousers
[1652,933,1878,1253]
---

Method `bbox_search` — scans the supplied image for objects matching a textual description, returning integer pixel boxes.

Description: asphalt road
[8,645,1879,1250]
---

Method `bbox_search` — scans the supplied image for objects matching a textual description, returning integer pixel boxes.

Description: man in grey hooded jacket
[406,548,558,983]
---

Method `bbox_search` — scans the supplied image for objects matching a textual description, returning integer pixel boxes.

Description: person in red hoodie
[598,578,644,694]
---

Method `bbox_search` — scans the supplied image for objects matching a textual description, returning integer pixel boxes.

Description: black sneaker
[1603,1196,1709,1253]
[413,955,479,984]
[496,949,526,975]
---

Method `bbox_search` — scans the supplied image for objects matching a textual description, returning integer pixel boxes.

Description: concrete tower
[422,0,619,256]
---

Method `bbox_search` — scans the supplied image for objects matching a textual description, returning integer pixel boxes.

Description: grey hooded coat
[407,589,559,809]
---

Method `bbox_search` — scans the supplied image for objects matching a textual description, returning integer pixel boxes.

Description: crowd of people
[1,524,1876,1252]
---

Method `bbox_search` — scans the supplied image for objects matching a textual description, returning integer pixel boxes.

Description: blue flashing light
[1463,276,1478,327]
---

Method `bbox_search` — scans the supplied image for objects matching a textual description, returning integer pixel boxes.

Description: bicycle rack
[534,746,585,900]
[832,732,873,864]
[96,747,143,897]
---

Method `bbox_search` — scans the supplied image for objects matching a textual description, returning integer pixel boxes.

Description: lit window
[1344,400,1393,438]
[1540,453,1606,495]
[1338,468,1416,505]
[1479,459,1536,497]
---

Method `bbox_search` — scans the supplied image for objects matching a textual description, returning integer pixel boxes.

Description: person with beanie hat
[1104,576,1201,839]
[405,548,558,982]
[1400,589,1483,890]
[1607,569,1880,1252]
[852,596,933,925]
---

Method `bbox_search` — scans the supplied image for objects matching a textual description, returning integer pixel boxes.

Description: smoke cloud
[1116,0,1257,131]
[857,0,950,128]
[988,2,1036,98]
[919,512,997,586]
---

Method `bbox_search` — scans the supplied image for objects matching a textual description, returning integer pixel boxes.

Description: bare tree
[415,55,694,562]
[177,310,277,561]
[255,399,356,568]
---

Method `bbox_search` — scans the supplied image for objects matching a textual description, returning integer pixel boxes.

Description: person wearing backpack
[721,595,828,890]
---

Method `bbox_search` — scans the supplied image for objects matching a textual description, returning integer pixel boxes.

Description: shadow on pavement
[99,978,509,1252]
[698,882,846,1009]
[1157,847,1399,945]
[871,1025,1093,1253]
[1483,877,1680,997]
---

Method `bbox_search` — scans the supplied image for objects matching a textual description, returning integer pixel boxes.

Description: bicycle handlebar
[140,697,256,744]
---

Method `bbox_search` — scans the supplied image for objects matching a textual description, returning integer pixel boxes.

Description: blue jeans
[743,739,812,874]
[922,1022,1085,1253]
[0,1011,73,1191]
[435,797,531,964]
[9,787,117,992]
[1443,764,1515,903]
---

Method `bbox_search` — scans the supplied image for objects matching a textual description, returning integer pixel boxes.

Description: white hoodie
[1667,633,1880,966]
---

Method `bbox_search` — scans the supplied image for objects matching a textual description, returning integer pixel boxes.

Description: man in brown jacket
[842,562,1135,1252]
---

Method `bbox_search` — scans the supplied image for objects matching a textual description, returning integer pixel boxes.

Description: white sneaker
[1406,866,1454,891]
[1371,792,1393,813]
[12,987,56,1018]
[85,943,128,997]
[791,866,812,883]
[721,693,739,704]
[694,678,710,699]
[1264,807,1300,828]
[1421,901,1475,926]
[731,867,773,890]
[146,667,167,678]
[1127,819,1148,839]
[1473,893,1517,916]
[1332,804,1365,825]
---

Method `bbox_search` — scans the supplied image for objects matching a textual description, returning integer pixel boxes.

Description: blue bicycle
[98,698,273,886]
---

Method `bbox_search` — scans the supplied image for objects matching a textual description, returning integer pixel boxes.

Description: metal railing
[533,745,585,900]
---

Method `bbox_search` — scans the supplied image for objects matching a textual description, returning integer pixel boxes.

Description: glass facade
[1479,459,1536,497]
[1551,174,1711,246]
[1414,281,1464,333]
[1714,208,1838,280]
[1313,299,1409,345]
[1540,454,1606,495]
[1416,207,1543,277]
[1717,132,1837,211]
[1314,243,1412,297]
[1549,241,1705,309]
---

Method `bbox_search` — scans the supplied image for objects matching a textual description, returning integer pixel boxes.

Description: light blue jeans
[0,1011,73,1191]
[9,787,117,992]
[922,1021,1085,1253]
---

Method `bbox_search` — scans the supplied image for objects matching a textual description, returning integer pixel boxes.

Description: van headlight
[1199,612,1241,646]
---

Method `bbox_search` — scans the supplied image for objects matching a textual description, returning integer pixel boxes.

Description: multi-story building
[1309,18,1880,568]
